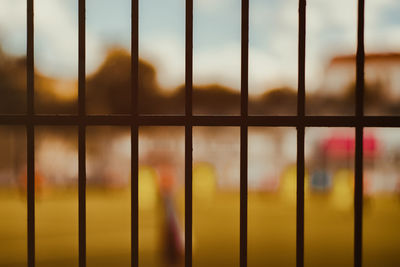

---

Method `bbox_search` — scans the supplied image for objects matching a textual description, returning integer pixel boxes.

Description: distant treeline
[0,47,396,115]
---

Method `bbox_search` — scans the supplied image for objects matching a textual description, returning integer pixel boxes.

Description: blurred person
[18,166,45,197]
[158,164,184,265]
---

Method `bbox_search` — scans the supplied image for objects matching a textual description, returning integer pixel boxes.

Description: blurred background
[1,0,400,266]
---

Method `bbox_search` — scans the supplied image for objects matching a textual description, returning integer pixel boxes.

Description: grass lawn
[1,188,399,267]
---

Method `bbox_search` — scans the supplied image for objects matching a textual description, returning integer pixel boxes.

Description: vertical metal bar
[131,0,139,266]
[184,126,192,267]
[185,0,193,266]
[296,127,305,267]
[78,122,86,267]
[240,125,248,267]
[26,0,35,266]
[356,0,365,120]
[355,0,365,266]
[185,1,193,118]
[27,1,34,117]
[297,0,306,266]
[354,127,363,267]
[78,0,86,266]
[27,125,35,267]
[240,0,249,266]
[298,0,306,119]
[131,126,138,267]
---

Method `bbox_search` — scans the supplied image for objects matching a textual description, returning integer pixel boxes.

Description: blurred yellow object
[139,166,159,210]
[280,165,309,204]
[193,162,217,200]
[331,169,353,211]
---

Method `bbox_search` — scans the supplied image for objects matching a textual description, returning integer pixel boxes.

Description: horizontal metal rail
[0,115,399,127]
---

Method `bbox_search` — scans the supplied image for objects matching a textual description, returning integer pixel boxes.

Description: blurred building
[324,53,400,99]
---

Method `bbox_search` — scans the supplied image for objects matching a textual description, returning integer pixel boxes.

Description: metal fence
[0,0,399,266]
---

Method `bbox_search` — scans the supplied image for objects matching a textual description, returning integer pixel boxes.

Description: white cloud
[140,36,298,95]
[194,43,241,89]
[34,0,78,78]
[34,0,104,78]
[140,34,185,90]
[0,0,26,55]
[0,0,103,79]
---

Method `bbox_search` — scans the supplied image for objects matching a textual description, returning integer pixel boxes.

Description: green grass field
[1,188,399,267]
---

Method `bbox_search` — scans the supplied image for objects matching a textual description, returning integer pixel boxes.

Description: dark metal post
[131,0,139,266]
[185,0,193,266]
[27,0,35,266]
[240,0,249,266]
[78,1,87,266]
[297,0,306,266]
[355,0,365,266]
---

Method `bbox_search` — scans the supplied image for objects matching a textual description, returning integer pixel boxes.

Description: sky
[0,0,399,95]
